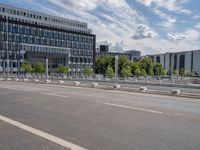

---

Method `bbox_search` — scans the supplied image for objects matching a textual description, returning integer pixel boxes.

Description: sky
[1,0,200,55]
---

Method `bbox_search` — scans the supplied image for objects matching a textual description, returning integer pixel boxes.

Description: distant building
[96,45,141,61]
[125,50,141,61]
[149,50,200,75]
[0,3,96,74]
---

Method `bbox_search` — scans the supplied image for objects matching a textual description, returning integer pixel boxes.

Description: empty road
[0,81,200,150]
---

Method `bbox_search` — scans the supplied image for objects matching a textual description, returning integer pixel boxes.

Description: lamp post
[6,9,9,75]
[115,55,119,82]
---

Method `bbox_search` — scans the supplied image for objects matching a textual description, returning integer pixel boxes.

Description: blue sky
[1,0,200,54]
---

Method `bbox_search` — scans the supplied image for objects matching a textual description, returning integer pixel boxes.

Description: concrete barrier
[58,80,65,84]
[0,78,5,81]
[139,86,148,92]
[23,78,29,82]
[33,79,40,82]
[14,78,20,81]
[172,89,181,95]
[113,84,121,89]
[91,82,98,87]
[73,81,80,86]
[45,79,51,84]
[6,78,12,81]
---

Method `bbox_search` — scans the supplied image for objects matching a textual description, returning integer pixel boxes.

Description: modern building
[96,45,141,60]
[0,3,96,74]
[125,50,141,61]
[149,50,200,75]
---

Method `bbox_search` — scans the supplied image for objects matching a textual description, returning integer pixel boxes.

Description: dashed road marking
[104,103,163,114]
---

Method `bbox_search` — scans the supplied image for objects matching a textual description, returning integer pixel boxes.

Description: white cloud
[194,23,200,30]
[132,24,157,40]
[167,33,187,42]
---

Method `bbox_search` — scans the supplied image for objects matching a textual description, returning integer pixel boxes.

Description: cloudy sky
[1,0,200,54]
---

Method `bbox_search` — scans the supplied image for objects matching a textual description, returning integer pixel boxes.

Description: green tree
[131,61,140,75]
[153,62,163,76]
[56,65,70,74]
[105,65,114,77]
[83,66,93,76]
[140,69,147,76]
[95,54,114,74]
[33,62,45,73]
[173,69,179,75]
[119,55,130,74]
[184,70,190,76]
[135,68,141,76]
[161,69,168,76]
[121,66,132,77]
[21,61,32,73]
[139,56,153,76]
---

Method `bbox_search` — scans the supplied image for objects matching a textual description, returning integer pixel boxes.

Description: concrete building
[149,50,200,75]
[0,3,96,74]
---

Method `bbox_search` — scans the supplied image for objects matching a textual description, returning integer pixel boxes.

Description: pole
[6,9,9,75]
[115,55,118,83]
[45,58,48,79]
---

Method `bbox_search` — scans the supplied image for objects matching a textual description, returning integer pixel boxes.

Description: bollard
[6,78,12,81]
[14,78,20,81]
[91,82,98,87]
[23,78,29,82]
[33,79,40,82]
[45,79,51,84]
[0,78,5,81]
[73,81,80,86]
[172,89,181,95]
[139,87,148,92]
[113,84,121,89]
[58,80,65,84]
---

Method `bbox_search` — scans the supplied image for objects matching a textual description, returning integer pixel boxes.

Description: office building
[0,3,96,73]
[149,50,200,75]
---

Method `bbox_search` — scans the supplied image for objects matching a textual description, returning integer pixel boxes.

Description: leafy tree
[21,61,32,73]
[121,66,132,77]
[135,68,141,76]
[161,69,168,76]
[83,66,93,76]
[179,68,185,76]
[139,56,153,76]
[153,62,163,76]
[184,70,190,76]
[56,65,70,74]
[118,55,130,74]
[105,65,114,77]
[173,69,179,75]
[131,61,140,75]
[95,54,114,74]
[140,69,147,76]
[33,62,45,73]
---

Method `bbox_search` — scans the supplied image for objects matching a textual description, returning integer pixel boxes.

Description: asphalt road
[0,81,200,150]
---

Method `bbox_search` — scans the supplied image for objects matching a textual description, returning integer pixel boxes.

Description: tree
[140,69,147,76]
[173,69,179,75]
[119,55,130,74]
[184,70,190,76]
[139,56,153,76]
[56,65,70,74]
[95,54,114,74]
[33,62,45,73]
[131,61,140,75]
[121,66,132,77]
[105,65,114,77]
[153,62,163,76]
[21,61,32,73]
[135,68,141,76]
[161,69,168,76]
[83,66,93,76]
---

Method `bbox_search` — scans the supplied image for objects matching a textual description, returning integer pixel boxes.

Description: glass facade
[0,4,96,73]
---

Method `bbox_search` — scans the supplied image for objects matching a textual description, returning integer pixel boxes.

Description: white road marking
[104,103,163,114]
[40,92,69,98]
[0,115,88,150]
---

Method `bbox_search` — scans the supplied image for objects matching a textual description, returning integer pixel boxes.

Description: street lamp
[115,55,118,82]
